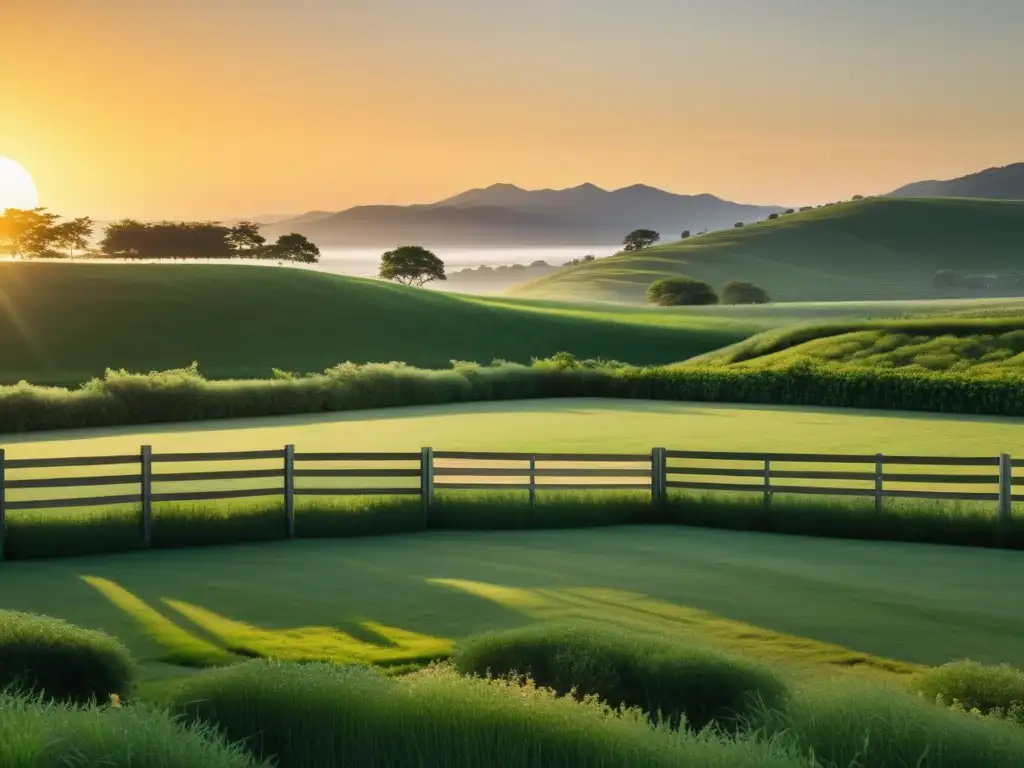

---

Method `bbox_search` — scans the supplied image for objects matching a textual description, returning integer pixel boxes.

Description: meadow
[512,197,1024,303]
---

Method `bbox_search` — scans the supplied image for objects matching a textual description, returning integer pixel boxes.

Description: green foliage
[0,694,262,768]
[168,660,809,768]
[100,220,236,260]
[379,244,446,286]
[271,232,319,263]
[721,281,771,305]
[759,680,1024,767]
[915,661,1024,719]
[0,610,135,704]
[226,221,266,254]
[453,621,788,731]
[647,276,718,306]
[623,228,661,252]
[0,208,68,257]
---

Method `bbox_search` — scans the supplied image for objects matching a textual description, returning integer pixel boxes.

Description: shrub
[768,213,779,219]
[734,221,745,228]
[168,660,810,768]
[720,281,771,305]
[0,694,261,768]
[759,680,1024,767]
[0,610,134,704]
[915,661,1024,719]
[453,621,788,730]
[646,276,718,306]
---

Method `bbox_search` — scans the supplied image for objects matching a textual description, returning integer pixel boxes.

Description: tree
[720,280,771,305]
[646,276,718,306]
[932,269,957,289]
[784,209,795,214]
[680,230,691,239]
[52,217,93,257]
[228,221,266,256]
[582,254,596,262]
[0,208,60,257]
[622,229,660,252]
[768,213,779,220]
[734,222,745,228]
[378,245,445,286]
[272,233,320,264]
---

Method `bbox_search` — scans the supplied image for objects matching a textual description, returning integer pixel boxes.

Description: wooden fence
[0,446,1019,557]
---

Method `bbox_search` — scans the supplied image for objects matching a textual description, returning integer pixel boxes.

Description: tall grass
[0,693,263,768]
[0,610,135,704]
[758,680,1024,767]
[168,660,813,768]
[430,490,653,529]
[914,661,1024,724]
[1,352,1024,436]
[453,621,789,731]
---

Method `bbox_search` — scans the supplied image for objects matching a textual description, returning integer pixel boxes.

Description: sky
[2,0,1022,220]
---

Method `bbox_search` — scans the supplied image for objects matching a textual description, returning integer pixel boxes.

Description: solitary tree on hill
[734,222,745,228]
[720,280,771,305]
[646,276,718,306]
[681,230,691,239]
[378,245,446,286]
[622,229,660,252]
[272,233,320,263]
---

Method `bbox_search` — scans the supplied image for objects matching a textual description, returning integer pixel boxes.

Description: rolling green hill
[685,316,1024,373]
[0,262,763,386]
[510,198,1024,304]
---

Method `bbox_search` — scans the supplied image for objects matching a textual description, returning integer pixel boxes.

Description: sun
[0,157,39,211]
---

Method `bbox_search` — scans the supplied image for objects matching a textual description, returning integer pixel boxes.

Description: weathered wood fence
[0,446,1019,557]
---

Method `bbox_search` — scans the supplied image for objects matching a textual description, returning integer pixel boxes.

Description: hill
[685,315,1024,374]
[0,262,758,386]
[889,162,1024,200]
[261,183,782,247]
[509,198,1024,304]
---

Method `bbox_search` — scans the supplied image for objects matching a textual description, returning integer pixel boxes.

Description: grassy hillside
[0,262,761,386]
[510,198,1024,303]
[687,316,1024,373]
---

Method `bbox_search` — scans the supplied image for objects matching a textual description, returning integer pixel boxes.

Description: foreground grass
[0,527,1021,685]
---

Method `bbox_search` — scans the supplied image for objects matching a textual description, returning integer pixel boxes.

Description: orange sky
[3,0,1022,220]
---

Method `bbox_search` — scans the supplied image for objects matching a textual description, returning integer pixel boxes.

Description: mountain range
[888,162,1024,200]
[259,184,785,247]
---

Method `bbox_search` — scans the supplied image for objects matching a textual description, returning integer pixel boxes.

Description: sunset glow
[0,157,39,211]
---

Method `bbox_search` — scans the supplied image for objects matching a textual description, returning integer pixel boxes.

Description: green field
[4,398,1022,458]
[511,198,1024,303]
[0,262,758,385]
[1,527,1022,685]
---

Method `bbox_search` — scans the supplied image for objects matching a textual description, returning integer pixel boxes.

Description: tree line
[0,208,320,263]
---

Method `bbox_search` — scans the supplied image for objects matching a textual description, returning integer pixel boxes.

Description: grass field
[1,527,1022,686]
[4,398,1022,459]
[0,262,758,386]
[511,198,1024,303]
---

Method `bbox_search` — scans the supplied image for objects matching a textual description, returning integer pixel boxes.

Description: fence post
[651,447,666,507]
[528,455,536,507]
[284,445,296,539]
[0,448,6,562]
[762,459,772,507]
[874,453,884,514]
[140,445,152,548]
[998,453,1012,547]
[421,447,434,527]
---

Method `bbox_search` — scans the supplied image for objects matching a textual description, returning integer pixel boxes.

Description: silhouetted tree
[100,221,235,260]
[720,280,771,305]
[378,245,445,286]
[228,221,266,256]
[785,209,795,214]
[768,213,779,220]
[734,222,745,228]
[272,233,320,264]
[52,217,93,257]
[646,276,718,306]
[681,230,691,239]
[0,208,61,257]
[622,229,660,252]
[582,254,596,262]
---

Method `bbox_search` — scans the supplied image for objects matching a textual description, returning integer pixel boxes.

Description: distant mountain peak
[889,162,1024,200]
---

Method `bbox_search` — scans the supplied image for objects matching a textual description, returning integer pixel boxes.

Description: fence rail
[0,445,1018,558]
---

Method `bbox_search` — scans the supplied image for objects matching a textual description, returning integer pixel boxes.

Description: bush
[0,610,135,704]
[453,621,788,731]
[0,694,261,768]
[734,222,745,228]
[915,661,1024,719]
[720,281,771,305]
[759,680,1024,767]
[768,213,779,220]
[646,277,718,307]
[168,660,810,768]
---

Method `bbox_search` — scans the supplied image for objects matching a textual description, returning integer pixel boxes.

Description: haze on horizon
[2,0,1022,221]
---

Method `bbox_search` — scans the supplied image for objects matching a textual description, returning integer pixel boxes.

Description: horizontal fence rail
[0,445,1018,559]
